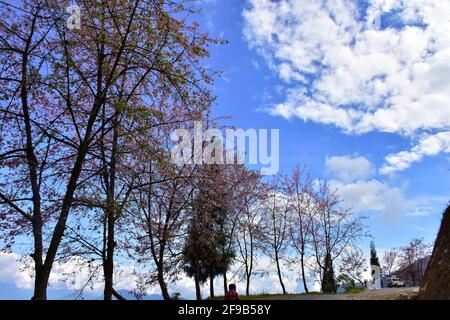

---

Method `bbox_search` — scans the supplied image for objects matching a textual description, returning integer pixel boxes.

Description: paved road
[280,287,420,300]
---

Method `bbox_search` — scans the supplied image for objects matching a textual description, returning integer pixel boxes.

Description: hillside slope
[417,205,450,300]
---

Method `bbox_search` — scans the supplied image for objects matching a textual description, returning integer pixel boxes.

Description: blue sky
[1,0,449,298]
[195,0,449,249]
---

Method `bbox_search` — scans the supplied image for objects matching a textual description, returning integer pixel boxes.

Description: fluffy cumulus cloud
[243,0,450,173]
[380,131,450,174]
[0,252,140,293]
[329,178,407,219]
[326,155,374,182]
[0,252,33,289]
[324,155,406,219]
[0,251,309,298]
[323,155,446,220]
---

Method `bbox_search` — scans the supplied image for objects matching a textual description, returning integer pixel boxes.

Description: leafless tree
[235,184,264,296]
[285,166,315,293]
[338,248,367,286]
[382,249,399,276]
[260,180,290,294]
[399,238,431,286]
[311,180,368,293]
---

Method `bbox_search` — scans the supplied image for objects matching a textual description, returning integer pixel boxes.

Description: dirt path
[258,288,420,300]
[337,287,419,300]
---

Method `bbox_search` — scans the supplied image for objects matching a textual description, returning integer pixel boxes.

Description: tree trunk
[103,214,114,300]
[194,261,202,300]
[300,252,309,293]
[31,225,45,300]
[35,109,102,299]
[112,288,126,300]
[152,238,170,300]
[103,117,118,300]
[158,278,170,301]
[157,268,171,300]
[21,42,47,301]
[194,277,201,300]
[223,271,228,295]
[32,267,49,300]
[209,273,214,298]
[245,272,251,296]
[275,250,286,294]
[321,252,336,293]
[246,232,254,296]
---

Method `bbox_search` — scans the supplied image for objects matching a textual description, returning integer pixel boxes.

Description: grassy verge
[341,286,367,294]
[209,287,366,300]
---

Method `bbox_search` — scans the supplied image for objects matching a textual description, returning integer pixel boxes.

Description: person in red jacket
[224,283,240,300]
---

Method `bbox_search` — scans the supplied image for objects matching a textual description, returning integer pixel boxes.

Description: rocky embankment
[417,205,450,300]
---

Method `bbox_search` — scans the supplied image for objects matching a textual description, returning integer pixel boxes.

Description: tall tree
[0,0,217,299]
[311,180,367,293]
[260,179,289,295]
[399,238,431,286]
[338,248,367,286]
[130,160,196,300]
[382,249,399,276]
[217,165,261,295]
[236,181,264,296]
[0,1,79,299]
[285,166,315,293]
[182,165,229,300]
[370,241,380,267]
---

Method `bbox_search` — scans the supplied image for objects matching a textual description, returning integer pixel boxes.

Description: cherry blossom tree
[0,0,218,300]
[259,178,290,295]
[338,248,367,287]
[310,180,368,293]
[399,238,431,286]
[235,180,265,296]
[382,249,399,276]
[285,166,315,293]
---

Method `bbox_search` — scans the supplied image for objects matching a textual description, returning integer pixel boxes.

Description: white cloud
[325,155,374,183]
[0,252,139,294]
[227,255,319,295]
[243,0,450,172]
[0,251,309,298]
[329,178,407,220]
[325,155,447,219]
[251,60,260,70]
[380,131,450,174]
[1,245,320,298]
[0,252,33,289]
[324,155,409,219]
[406,206,437,217]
